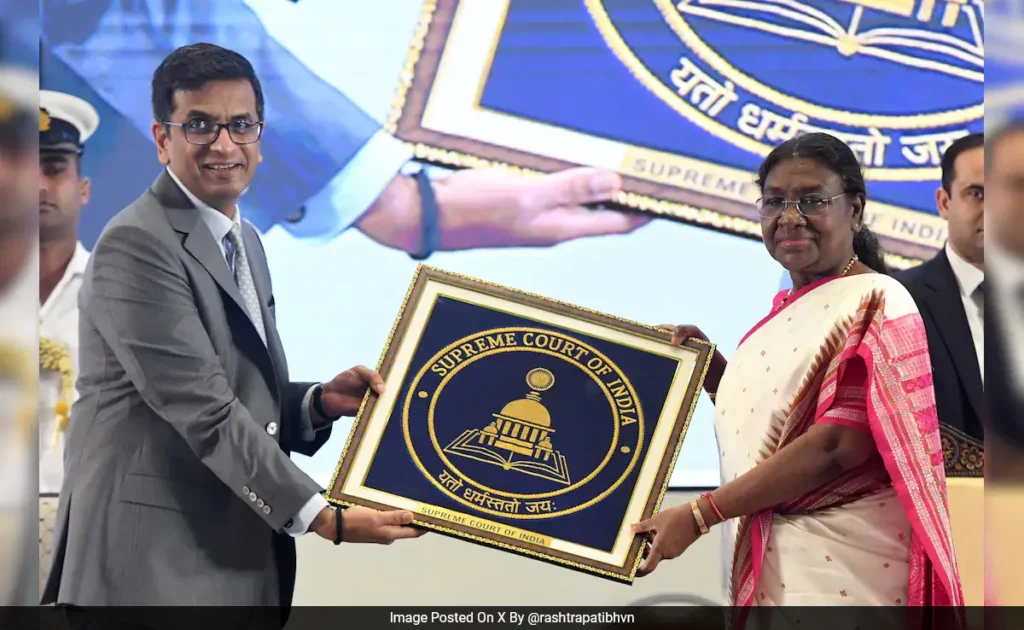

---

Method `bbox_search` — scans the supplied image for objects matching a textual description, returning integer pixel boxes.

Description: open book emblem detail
[443,368,572,486]
[675,0,984,83]
[583,0,983,184]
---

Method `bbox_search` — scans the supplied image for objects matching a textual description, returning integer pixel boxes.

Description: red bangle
[701,492,726,522]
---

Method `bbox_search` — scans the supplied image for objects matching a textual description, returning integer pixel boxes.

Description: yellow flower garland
[39,336,73,445]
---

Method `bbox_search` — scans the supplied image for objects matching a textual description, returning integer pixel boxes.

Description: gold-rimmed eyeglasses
[755,193,847,219]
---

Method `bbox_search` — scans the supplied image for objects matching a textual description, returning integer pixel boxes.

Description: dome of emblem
[496,398,551,428]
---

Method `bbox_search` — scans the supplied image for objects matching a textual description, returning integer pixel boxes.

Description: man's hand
[356,166,651,253]
[433,166,650,249]
[318,365,385,419]
[310,506,426,545]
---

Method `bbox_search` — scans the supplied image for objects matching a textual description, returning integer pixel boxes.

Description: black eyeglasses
[163,118,264,145]
[755,193,846,219]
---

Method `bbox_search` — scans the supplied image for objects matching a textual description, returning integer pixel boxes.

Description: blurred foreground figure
[984,117,1024,607]
[984,119,1024,469]
[0,65,41,605]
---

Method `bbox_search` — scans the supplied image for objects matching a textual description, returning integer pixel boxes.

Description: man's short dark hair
[151,43,264,123]
[940,132,984,193]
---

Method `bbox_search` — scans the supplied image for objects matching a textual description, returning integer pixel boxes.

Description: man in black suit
[896,133,985,476]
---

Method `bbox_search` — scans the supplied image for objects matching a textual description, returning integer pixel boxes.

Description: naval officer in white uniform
[37,90,99,592]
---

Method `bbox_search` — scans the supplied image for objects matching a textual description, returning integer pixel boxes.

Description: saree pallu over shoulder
[727,275,964,629]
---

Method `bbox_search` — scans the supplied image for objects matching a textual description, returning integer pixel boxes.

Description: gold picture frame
[326,266,713,582]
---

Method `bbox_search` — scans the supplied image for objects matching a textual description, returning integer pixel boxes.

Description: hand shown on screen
[318,365,385,419]
[356,166,652,253]
[310,506,426,545]
[658,324,728,396]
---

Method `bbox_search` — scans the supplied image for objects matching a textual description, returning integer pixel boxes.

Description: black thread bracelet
[334,506,344,545]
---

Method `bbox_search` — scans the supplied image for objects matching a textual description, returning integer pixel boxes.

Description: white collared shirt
[987,240,1024,395]
[165,167,328,535]
[165,167,240,256]
[945,242,985,382]
[39,241,90,495]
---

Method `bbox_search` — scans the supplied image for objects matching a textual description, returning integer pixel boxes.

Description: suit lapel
[922,251,984,419]
[152,172,278,389]
[154,171,253,318]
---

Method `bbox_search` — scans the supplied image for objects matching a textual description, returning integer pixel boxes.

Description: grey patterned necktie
[224,223,267,345]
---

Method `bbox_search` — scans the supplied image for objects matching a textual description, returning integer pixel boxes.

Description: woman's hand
[657,324,727,395]
[658,324,711,346]
[631,504,702,576]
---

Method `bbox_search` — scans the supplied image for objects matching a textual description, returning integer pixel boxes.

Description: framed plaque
[387,0,984,267]
[326,266,713,582]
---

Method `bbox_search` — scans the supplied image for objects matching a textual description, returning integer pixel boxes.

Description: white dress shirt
[39,241,90,495]
[987,239,1024,395]
[166,168,330,536]
[944,242,985,382]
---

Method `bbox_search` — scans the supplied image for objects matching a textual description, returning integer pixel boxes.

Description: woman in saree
[633,133,963,625]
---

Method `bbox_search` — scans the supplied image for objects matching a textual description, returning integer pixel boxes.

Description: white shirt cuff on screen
[284,130,414,240]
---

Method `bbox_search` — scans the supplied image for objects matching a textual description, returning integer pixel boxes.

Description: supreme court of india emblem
[327,266,712,581]
[405,333,645,522]
[584,0,984,262]
[628,0,984,174]
[388,0,984,265]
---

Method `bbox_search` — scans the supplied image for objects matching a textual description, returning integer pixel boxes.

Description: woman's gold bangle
[690,499,710,535]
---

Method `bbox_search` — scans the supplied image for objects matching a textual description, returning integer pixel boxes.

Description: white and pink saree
[713,273,964,628]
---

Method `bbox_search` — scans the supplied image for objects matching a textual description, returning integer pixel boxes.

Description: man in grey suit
[41,43,424,621]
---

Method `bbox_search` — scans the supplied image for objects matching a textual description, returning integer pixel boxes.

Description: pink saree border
[730,287,965,630]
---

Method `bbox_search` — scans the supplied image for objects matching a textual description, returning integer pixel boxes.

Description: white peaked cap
[40,89,100,149]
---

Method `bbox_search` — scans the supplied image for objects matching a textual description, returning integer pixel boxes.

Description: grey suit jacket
[41,171,332,616]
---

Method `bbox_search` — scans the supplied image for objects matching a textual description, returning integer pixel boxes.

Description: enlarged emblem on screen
[389,1,987,262]
[403,327,644,520]
[588,0,984,177]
